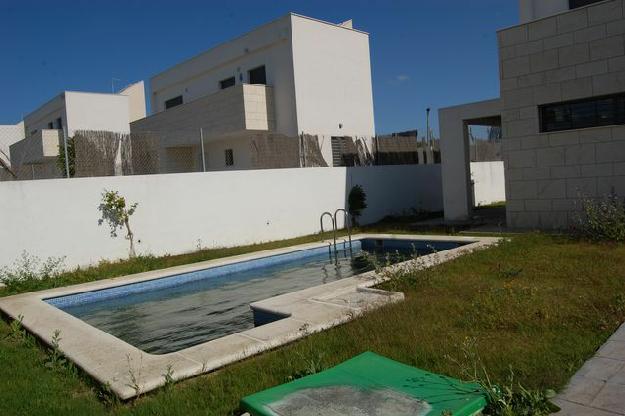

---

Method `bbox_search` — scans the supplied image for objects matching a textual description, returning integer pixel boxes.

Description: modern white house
[130,13,376,172]
[440,0,625,229]
[7,82,146,179]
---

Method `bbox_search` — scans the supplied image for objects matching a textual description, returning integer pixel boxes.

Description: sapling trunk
[125,219,136,258]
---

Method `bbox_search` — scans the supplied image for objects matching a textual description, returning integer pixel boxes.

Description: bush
[0,251,65,292]
[348,185,367,225]
[574,191,625,242]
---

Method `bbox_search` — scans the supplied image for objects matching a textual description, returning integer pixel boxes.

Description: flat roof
[150,12,367,84]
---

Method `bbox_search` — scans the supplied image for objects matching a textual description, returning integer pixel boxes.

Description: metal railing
[319,209,352,257]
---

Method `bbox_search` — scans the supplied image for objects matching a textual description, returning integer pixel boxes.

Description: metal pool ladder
[319,209,353,256]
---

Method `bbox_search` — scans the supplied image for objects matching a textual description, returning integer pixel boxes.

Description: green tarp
[241,351,487,416]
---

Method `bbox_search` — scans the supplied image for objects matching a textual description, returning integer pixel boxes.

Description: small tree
[348,185,368,226]
[98,190,139,257]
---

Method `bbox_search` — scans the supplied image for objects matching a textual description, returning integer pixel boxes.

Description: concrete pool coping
[0,233,500,399]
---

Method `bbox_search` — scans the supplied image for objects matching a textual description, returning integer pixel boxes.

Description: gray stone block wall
[498,0,625,229]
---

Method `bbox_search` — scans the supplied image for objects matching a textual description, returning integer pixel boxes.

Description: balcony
[10,129,62,165]
[130,84,275,146]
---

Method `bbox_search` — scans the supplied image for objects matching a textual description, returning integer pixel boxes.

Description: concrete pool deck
[0,233,500,399]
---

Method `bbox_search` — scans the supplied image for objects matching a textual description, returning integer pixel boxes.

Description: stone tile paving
[554,323,625,415]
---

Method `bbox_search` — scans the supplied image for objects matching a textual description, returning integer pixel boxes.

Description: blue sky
[0,0,518,136]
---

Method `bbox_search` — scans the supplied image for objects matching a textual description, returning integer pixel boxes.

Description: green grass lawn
[1,232,624,415]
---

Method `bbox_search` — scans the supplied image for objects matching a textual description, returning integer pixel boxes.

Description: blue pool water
[47,239,465,354]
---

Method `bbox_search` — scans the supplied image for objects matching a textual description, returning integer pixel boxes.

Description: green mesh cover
[241,351,487,416]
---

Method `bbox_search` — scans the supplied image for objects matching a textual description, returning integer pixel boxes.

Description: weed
[162,364,175,389]
[447,337,559,416]
[287,347,326,381]
[497,263,523,279]
[125,354,143,395]
[44,330,68,370]
[97,382,120,407]
[0,251,65,292]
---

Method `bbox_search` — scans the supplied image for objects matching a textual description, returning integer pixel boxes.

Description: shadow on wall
[342,165,443,228]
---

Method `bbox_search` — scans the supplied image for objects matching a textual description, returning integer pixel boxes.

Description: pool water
[47,239,464,354]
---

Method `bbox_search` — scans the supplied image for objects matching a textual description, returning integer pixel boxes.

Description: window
[55,117,63,129]
[47,122,54,129]
[219,76,236,89]
[225,149,234,166]
[539,92,625,132]
[569,0,603,9]
[164,95,183,110]
[248,65,266,85]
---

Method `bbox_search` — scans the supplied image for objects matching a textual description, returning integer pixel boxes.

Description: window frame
[164,95,183,110]
[539,92,625,133]
[248,65,266,85]
[569,0,604,10]
[219,76,236,90]
[224,149,234,166]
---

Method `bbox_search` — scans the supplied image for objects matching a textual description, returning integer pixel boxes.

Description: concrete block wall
[498,0,625,229]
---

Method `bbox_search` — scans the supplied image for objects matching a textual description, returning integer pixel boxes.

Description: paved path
[554,323,625,415]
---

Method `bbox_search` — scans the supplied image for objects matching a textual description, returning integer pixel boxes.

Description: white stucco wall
[119,81,147,123]
[65,92,131,136]
[471,161,506,206]
[291,14,375,138]
[519,0,570,23]
[0,121,25,163]
[0,165,442,269]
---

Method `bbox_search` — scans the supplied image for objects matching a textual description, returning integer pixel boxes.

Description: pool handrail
[320,212,337,254]
[334,208,353,253]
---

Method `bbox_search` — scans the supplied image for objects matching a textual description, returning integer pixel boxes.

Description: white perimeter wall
[0,165,442,270]
[471,161,506,206]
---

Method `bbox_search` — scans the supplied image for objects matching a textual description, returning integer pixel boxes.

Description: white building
[131,13,375,171]
[440,0,625,229]
[7,82,145,179]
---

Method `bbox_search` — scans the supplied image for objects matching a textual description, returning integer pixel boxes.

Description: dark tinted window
[248,66,266,85]
[225,149,234,166]
[540,93,625,132]
[569,0,604,9]
[219,76,236,89]
[164,95,183,110]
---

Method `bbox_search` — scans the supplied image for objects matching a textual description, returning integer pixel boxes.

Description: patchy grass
[1,233,624,415]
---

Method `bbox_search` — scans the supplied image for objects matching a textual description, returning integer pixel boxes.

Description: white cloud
[395,74,410,82]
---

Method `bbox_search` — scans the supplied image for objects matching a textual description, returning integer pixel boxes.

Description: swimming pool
[0,234,498,399]
[46,238,466,354]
